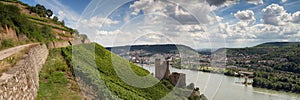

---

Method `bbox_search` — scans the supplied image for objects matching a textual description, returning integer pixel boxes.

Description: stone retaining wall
[47,41,71,49]
[0,44,49,99]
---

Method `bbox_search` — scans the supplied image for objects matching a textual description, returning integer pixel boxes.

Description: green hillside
[0,0,87,50]
[0,1,188,99]
[38,43,186,99]
[37,49,81,100]
[255,42,300,47]
[225,42,300,93]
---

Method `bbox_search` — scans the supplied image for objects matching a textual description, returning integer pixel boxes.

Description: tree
[46,9,53,18]
[71,29,79,36]
[35,4,46,17]
[53,16,58,22]
[28,6,36,14]
[80,34,88,40]
[61,20,65,25]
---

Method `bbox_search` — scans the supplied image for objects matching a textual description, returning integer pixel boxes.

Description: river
[140,65,300,100]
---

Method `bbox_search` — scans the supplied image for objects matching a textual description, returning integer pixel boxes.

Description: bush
[0,2,57,43]
[1,39,14,48]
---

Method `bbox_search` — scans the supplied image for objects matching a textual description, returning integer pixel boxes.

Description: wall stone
[168,72,186,87]
[0,44,49,99]
[47,38,91,49]
[47,41,71,49]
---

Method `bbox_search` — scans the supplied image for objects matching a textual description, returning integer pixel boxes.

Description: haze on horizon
[23,0,300,49]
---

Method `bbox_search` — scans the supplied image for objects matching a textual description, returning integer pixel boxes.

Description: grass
[0,39,30,51]
[0,45,31,76]
[37,43,190,99]
[26,15,49,23]
[0,39,14,50]
[27,15,74,33]
[37,49,81,100]
[60,43,184,99]
[28,19,71,32]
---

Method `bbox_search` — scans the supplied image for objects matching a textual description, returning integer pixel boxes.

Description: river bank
[140,64,300,100]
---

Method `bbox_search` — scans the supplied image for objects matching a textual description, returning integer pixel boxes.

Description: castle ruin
[155,59,186,87]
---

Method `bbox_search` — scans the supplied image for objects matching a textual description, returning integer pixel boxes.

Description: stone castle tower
[155,58,186,87]
[155,59,170,80]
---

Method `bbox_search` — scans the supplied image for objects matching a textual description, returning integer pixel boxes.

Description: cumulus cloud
[130,0,166,16]
[282,0,287,3]
[217,3,300,46]
[79,16,119,28]
[96,29,122,36]
[247,0,264,5]
[234,10,255,21]
[261,4,292,26]
[215,16,224,22]
[218,21,300,48]
[173,25,205,32]
[234,10,256,25]
[129,0,217,24]
[292,11,300,23]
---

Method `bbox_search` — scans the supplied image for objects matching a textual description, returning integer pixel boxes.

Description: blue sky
[20,0,300,48]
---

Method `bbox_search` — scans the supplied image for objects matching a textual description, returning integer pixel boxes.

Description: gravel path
[0,43,38,60]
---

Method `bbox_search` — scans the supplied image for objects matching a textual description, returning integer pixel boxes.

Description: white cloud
[292,11,300,23]
[215,16,224,22]
[129,0,217,24]
[79,16,119,28]
[35,0,300,48]
[174,25,204,32]
[216,3,300,45]
[129,0,166,16]
[234,10,255,21]
[261,4,292,26]
[96,30,122,36]
[234,10,256,25]
[247,0,264,5]
[282,0,287,3]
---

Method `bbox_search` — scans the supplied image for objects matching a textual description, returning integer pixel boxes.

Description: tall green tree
[53,16,58,22]
[35,4,46,17]
[61,20,65,25]
[46,9,53,18]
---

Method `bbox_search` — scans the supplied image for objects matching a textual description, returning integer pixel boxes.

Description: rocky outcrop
[0,44,49,99]
[0,26,28,44]
[47,38,91,49]
[168,72,186,87]
[47,41,71,49]
[0,26,18,44]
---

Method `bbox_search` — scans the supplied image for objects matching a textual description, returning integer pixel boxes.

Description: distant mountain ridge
[255,42,300,47]
[213,42,300,54]
[106,44,198,55]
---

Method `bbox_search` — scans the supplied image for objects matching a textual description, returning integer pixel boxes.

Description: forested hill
[226,42,300,73]
[254,42,300,47]
[106,44,199,55]
[224,42,300,93]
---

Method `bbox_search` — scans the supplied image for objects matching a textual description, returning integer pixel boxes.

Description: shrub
[1,39,14,48]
